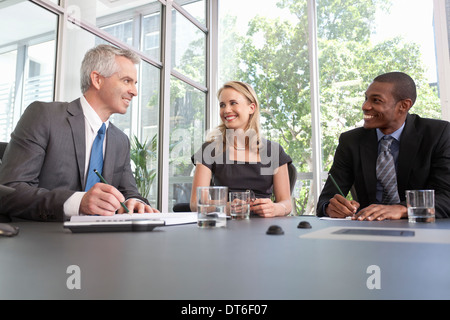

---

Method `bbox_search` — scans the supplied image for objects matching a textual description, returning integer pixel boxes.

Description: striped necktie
[85,123,106,191]
[376,136,400,204]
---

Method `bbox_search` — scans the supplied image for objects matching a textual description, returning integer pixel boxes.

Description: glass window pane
[24,41,57,107]
[218,0,309,214]
[0,50,17,142]
[169,77,205,211]
[0,0,58,142]
[101,20,133,46]
[317,0,441,176]
[172,8,206,85]
[94,0,158,16]
[142,11,161,62]
[138,62,161,207]
[174,0,206,26]
[68,0,161,59]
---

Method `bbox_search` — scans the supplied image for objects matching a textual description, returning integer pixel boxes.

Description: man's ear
[399,98,413,113]
[90,71,102,90]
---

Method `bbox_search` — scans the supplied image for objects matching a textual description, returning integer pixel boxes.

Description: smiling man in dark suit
[317,72,450,220]
[0,44,158,221]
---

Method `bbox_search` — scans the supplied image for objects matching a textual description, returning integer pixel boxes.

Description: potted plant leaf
[130,134,157,199]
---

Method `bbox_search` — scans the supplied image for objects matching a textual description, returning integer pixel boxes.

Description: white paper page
[70,212,197,225]
[319,216,353,221]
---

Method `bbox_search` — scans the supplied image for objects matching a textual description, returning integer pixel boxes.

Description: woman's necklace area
[233,145,246,151]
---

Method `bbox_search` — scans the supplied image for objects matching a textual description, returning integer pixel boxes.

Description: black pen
[94,169,130,213]
[328,173,345,197]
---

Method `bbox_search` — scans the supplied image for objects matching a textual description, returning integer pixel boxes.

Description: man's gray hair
[80,44,140,94]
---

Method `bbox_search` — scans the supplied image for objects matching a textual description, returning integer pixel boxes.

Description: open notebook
[63,212,197,233]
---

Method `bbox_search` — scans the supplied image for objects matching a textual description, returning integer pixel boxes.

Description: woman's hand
[250,198,289,217]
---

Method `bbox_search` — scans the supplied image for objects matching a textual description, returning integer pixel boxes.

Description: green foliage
[130,135,157,199]
[222,0,441,215]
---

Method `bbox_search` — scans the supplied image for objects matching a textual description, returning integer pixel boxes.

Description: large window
[0,0,57,142]
[219,0,447,215]
[169,77,205,208]
[219,0,308,214]
[61,0,207,211]
[1,0,449,214]
[169,2,207,210]
[317,0,442,213]
[0,0,209,212]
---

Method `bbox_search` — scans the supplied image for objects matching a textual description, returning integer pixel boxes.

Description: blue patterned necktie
[85,123,106,191]
[376,136,400,204]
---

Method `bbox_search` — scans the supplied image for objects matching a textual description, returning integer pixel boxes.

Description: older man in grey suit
[0,44,158,221]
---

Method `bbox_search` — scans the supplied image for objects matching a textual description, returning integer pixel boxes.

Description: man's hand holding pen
[80,182,159,216]
[326,194,407,221]
[326,194,360,218]
[80,183,126,216]
[326,173,359,218]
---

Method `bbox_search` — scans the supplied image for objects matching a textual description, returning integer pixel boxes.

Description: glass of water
[197,186,228,228]
[229,191,251,220]
[406,190,435,223]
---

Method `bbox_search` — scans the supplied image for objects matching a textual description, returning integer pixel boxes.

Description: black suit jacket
[0,99,147,221]
[317,113,450,218]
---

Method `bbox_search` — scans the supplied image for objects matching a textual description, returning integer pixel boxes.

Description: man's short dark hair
[373,72,417,105]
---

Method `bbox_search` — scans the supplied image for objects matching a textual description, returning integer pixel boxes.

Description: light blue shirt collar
[376,122,405,142]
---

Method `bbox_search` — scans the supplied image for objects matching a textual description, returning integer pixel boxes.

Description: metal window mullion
[207,0,219,130]
[30,0,64,15]
[13,45,27,125]
[28,0,65,101]
[158,0,173,212]
[131,12,143,140]
[66,13,163,69]
[433,0,450,121]
[307,0,323,209]
[172,1,208,34]
[171,69,207,93]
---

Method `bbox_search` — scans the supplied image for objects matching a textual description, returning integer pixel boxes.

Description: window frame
[17,0,450,213]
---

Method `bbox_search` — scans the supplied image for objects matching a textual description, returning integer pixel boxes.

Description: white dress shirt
[63,96,109,217]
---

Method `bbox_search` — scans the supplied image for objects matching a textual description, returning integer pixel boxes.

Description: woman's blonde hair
[207,81,261,150]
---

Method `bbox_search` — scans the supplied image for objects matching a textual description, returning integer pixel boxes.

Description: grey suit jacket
[317,113,450,218]
[0,99,147,221]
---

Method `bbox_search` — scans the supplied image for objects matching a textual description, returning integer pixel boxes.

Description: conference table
[1,214,450,301]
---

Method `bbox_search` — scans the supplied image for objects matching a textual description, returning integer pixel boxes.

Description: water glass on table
[406,189,435,223]
[197,186,228,228]
[229,191,251,220]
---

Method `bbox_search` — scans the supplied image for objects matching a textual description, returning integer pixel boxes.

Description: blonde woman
[190,81,292,217]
